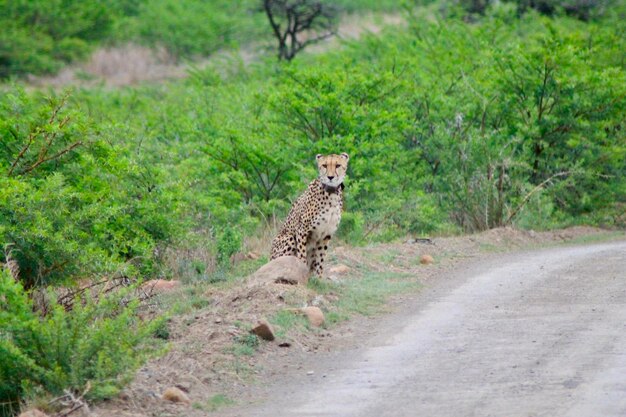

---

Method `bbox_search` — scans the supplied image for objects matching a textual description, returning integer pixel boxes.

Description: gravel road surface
[226,241,626,417]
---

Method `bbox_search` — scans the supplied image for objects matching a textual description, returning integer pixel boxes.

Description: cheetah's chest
[311,194,342,239]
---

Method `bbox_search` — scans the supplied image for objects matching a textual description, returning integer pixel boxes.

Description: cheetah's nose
[327,176,335,181]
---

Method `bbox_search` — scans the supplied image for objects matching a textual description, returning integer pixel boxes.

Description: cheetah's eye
[322,164,327,168]
[336,164,341,169]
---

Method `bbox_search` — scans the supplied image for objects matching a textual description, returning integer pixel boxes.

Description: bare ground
[84,226,624,417]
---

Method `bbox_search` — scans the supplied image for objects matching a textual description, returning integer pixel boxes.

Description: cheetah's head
[316,153,349,191]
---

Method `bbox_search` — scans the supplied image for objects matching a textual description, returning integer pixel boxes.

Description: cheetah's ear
[316,154,323,160]
[340,152,349,160]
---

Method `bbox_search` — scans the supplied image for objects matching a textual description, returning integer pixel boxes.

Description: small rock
[405,238,416,244]
[420,254,434,265]
[328,275,343,283]
[307,371,315,376]
[250,319,275,341]
[230,252,247,265]
[278,342,292,348]
[214,317,222,324]
[18,410,49,417]
[301,306,325,327]
[246,251,261,260]
[162,387,191,404]
[250,256,309,285]
[329,264,351,275]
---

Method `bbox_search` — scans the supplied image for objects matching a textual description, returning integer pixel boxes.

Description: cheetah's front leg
[295,231,309,265]
[312,235,331,278]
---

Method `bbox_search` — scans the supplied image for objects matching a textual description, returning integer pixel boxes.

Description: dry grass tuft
[84,44,182,86]
[29,44,185,88]
[243,218,282,259]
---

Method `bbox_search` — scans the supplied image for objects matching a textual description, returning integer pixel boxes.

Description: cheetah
[270,153,349,277]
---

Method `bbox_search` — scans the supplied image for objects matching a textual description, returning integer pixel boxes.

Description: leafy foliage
[0,0,121,77]
[0,89,179,288]
[217,228,243,267]
[451,0,622,19]
[0,270,164,416]
[132,0,263,58]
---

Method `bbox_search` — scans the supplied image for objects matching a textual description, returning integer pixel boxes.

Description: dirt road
[224,240,626,417]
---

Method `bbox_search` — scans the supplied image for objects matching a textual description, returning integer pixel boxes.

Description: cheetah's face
[316,153,349,189]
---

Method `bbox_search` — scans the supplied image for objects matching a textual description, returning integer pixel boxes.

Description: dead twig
[20,140,83,175]
[50,381,91,417]
[262,0,338,61]
[2,243,20,281]
[7,93,83,177]
[504,171,571,225]
[362,211,395,239]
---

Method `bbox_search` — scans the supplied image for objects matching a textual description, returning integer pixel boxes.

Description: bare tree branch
[261,0,338,61]
[505,171,571,225]
[7,94,83,177]
[20,140,83,175]
[7,132,35,176]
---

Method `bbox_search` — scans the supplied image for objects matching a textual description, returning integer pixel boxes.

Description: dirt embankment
[84,226,621,417]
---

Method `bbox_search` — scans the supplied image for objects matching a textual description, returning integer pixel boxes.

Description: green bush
[0,0,124,77]
[217,228,243,267]
[0,89,180,288]
[134,0,262,58]
[0,270,164,416]
[444,0,619,20]
[65,8,624,238]
[336,212,366,243]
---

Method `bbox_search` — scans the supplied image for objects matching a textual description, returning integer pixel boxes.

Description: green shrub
[78,8,624,237]
[0,270,164,416]
[134,0,257,58]
[333,0,405,11]
[441,0,617,20]
[216,228,243,267]
[231,333,259,356]
[0,89,179,288]
[0,0,124,77]
[336,212,366,243]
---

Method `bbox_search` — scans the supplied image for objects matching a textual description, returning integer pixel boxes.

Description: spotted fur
[270,153,349,277]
